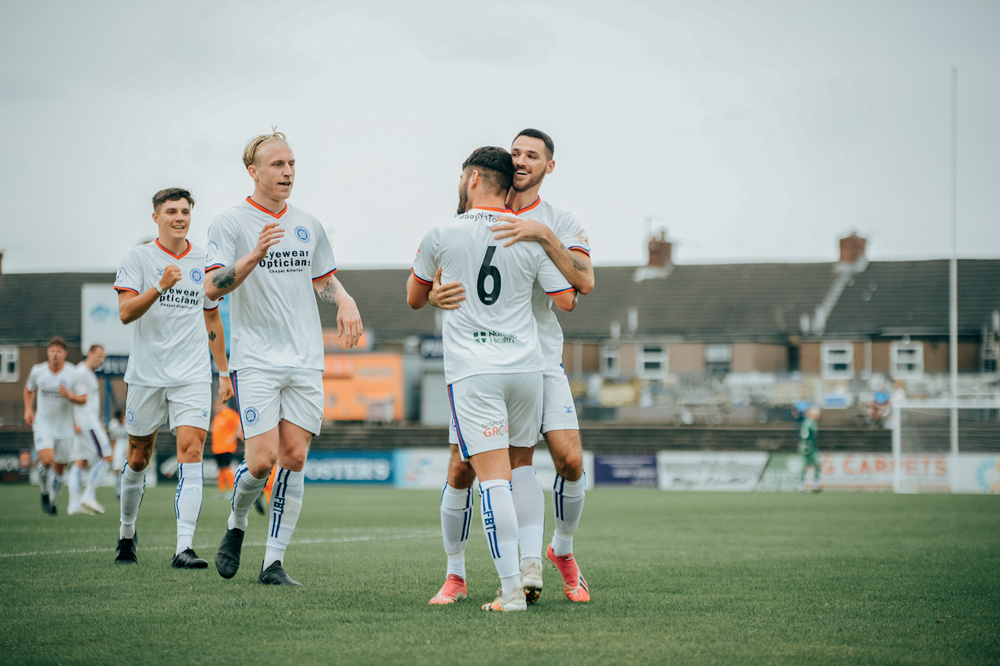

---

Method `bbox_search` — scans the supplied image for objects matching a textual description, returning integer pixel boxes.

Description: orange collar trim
[247,196,287,219]
[510,197,541,215]
[155,238,191,259]
[472,206,510,214]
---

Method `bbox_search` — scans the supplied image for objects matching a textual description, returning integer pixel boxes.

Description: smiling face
[510,135,554,193]
[152,198,192,244]
[249,141,295,203]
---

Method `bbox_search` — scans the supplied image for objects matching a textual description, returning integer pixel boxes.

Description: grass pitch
[1,484,998,665]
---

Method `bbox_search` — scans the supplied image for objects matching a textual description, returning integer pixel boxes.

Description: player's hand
[252,222,284,261]
[428,267,465,310]
[160,265,183,291]
[336,294,363,349]
[218,375,234,402]
[59,384,71,398]
[74,424,81,434]
[493,215,550,248]
[24,409,34,427]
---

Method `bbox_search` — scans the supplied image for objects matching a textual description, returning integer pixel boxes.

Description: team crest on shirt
[126,409,136,425]
[190,268,203,284]
[294,226,310,243]
[244,406,259,425]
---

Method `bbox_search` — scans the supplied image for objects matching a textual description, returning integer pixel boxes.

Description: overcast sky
[1,0,998,274]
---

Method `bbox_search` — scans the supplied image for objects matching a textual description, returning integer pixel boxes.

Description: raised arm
[493,215,594,295]
[314,274,363,349]
[203,307,233,401]
[205,222,284,301]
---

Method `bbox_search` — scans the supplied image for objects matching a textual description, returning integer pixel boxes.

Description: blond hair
[242,129,288,168]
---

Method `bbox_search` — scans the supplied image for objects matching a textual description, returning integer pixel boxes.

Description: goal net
[892,400,1000,493]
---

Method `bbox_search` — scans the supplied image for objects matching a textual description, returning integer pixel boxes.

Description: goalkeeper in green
[798,407,822,492]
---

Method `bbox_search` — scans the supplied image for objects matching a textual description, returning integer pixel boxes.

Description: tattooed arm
[492,215,594,294]
[204,307,233,401]
[314,274,364,349]
[204,222,284,300]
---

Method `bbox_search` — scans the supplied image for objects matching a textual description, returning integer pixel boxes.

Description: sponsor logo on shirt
[481,419,508,438]
[158,288,203,309]
[472,330,519,344]
[259,249,312,274]
[294,226,310,243]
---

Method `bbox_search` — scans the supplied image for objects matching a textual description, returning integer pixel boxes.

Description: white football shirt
[114,239,218,387]
[205,198,337,372]
[72,363,102,429]
[510,198,591,374]
[411,207,572,384]
[25,362,77,438]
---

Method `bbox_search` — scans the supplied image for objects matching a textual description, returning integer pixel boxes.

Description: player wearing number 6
[407,146,576,611]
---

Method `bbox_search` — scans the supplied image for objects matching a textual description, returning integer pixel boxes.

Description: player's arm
[493,215,594,295]
[59,383,86,405]
[427,268,465,310]
[314,274,363,349]
[549,287,577,313]
[205,222,283,300]
[22,385,36,426]
[407,271,433,310]
[118,265,182,324]
[203,308,233,401]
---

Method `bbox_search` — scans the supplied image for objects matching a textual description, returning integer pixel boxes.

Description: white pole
[949,67,959,490]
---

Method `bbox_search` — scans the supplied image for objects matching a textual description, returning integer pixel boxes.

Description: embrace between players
[110,128,594,610]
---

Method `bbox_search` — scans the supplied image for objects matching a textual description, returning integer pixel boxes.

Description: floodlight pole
[949,66,959,466]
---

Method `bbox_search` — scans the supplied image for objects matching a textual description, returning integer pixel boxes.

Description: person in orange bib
[210,399,242,496]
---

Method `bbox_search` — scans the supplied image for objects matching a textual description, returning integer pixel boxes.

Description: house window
[636,344,668,379]
[891,342,923,379]
[600,345,620,378]
[821,342,853,379]
[704,345,732,376]
[984,340,998,374]
[0,347,18,383]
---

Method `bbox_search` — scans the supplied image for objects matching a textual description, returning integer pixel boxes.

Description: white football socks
[174,462,203,554]
[511,466,545,565]
[49,469,65,509]
[440,483,473,580]
[552,474,586,557]
[37,464,49,498]
[479,479,520,597]
[119,463,145,539]
[263,467,304,570]
[228,460,267,531]
[68,465,83,510]
[84,459,108,503]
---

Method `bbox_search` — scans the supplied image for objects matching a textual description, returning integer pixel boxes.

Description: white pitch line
[0,531,438,559]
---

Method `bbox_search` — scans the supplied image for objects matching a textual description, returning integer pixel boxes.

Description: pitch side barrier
[6,448,998,494]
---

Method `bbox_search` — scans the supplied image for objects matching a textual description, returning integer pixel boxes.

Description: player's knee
[555,450,584,480]
[247,457,276,478]
[448,460,476,488]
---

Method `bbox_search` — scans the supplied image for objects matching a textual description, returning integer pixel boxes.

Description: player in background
[113,188,232,568]
[408,146,576,611]
[23,337,77,515]
[67,344,112,515]
[206,130,363,587]
[210,398,242,498]
[798,407,822,493]
[427,129,594,605]
[108,410,127,499]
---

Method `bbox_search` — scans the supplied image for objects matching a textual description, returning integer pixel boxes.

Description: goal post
[892,399,1000,493]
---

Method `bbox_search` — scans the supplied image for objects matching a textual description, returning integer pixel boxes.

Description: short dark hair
[462,147,514,195]
[515,128,554,160]
[47,337,68,350]
[152,188,195,212]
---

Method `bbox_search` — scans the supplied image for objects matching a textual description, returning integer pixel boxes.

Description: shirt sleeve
[205,214,237,273]
[555,210,591,256]
[114,248,144,294]
[535,251,573,295]
[410,228,440,285]
[311,219,337,282]
[25,366,39,392]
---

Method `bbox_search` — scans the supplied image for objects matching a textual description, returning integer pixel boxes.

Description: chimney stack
[648,231,672,268]
[839,233,866,264]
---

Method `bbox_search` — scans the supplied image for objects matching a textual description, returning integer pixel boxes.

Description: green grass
[1,485,998,665]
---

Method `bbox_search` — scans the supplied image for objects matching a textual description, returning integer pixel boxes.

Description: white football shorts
[447,371,578,445]
[125,383,211,436]
[72,427,111,461]
[33,431,73,464]
[448,372,542,460]
[231,367,324,440]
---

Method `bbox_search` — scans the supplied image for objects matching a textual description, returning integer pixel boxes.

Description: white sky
[1,0,998,273]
